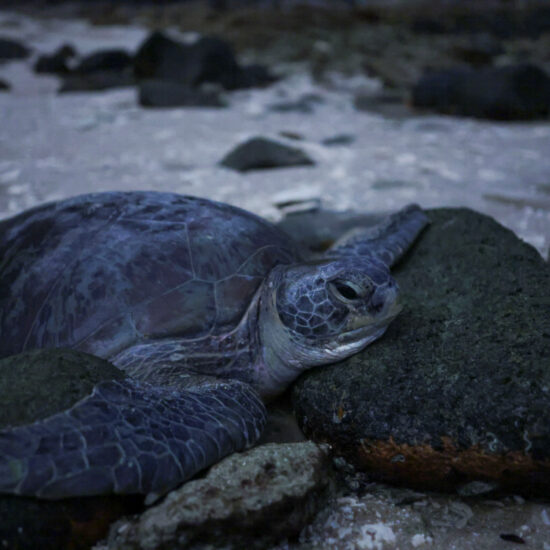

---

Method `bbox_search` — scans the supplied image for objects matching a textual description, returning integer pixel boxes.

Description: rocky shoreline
[0,4,549,549]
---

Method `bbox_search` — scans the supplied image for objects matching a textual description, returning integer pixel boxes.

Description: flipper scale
[330,204,429,267]
[0,378,266,499]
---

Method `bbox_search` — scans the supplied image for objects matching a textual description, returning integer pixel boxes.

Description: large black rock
[293,208,550,495]
[134,31,274,90]
[412,64,550,120]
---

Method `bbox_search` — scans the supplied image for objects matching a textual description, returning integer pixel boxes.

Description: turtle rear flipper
[0,378,266,499]
[329,204,429,267]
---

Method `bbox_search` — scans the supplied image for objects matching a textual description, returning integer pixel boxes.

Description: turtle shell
[0,192,298,359]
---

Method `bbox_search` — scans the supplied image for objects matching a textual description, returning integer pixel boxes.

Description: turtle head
[257,256,401,398]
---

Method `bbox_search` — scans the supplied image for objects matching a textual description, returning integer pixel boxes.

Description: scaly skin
[0,192,428,499]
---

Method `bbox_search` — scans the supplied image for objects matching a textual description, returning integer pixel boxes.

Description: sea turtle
[0,191,428,500]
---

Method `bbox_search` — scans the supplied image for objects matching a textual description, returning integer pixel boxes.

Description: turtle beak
[346,281,401,331]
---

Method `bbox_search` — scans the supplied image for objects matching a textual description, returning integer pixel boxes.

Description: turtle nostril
[370,290,386,313]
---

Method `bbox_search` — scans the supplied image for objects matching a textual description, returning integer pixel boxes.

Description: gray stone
[106,442,333,550]
[293,208,550,495]
[220,137,314,172]
[0,348,124,429]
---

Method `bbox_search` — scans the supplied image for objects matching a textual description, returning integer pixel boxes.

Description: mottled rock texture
[106,441,333,550]
[293,208,550,495]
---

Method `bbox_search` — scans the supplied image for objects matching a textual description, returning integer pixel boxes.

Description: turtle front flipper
[0,378,266,499]
[329,204,429,267]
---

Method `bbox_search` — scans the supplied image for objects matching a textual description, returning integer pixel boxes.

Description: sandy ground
[1,11,549,260]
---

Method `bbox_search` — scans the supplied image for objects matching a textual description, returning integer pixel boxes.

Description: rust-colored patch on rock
[355,436,550,494]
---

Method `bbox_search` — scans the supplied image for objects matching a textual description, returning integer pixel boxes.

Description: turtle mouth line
[336,300,402,343]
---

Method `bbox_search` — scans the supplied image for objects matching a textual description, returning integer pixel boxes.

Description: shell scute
[214,275,264,328]
[134,280,216,339]
[0,192,298,358]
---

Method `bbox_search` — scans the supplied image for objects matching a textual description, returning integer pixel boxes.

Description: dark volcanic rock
[134,31,273,90]
[0,79,10,91]
[0,37,30,61]
[412,64,550,120]
[106,442,333,550]
[220,137,315,172]
[138,79,226,108]
[34,44,77,75]
[74,49,132,75]
[293,208,550,495]
[59,70,134,93]
[0,349,139,550]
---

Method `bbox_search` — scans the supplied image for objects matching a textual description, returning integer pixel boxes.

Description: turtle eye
[329,280,362,302]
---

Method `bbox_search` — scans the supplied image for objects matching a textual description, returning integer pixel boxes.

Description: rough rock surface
[0,349,138,550]
[105,441,333,550]
[293,208,550,495]
[220,137,314,172]
[290,481,550,550]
